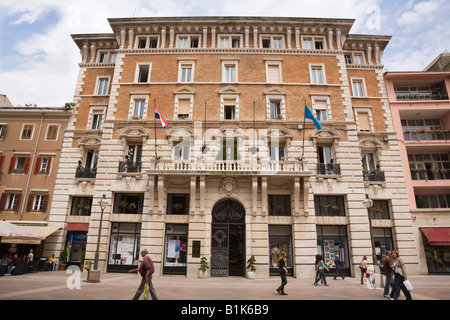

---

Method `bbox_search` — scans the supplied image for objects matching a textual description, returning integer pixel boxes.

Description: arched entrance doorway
[211,199,246,277]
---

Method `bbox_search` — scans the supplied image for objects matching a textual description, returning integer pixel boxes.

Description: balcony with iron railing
[363,170,386,182]
[118,160,142,173]
[317,163,341,175]
[75,162,97,179]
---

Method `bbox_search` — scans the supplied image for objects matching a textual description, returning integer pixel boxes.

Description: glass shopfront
[66,233,87,265]
[269,225,293,276]
[163,224,188,275]
[107,223,141,272]
[316,225,350,275]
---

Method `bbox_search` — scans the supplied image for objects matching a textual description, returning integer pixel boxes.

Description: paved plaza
[0,270,449,301]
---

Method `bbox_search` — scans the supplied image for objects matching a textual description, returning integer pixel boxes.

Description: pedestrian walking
[129,249,158,300]
[333,253,345,280]
[359,256,368,285]
[276,252,288,295]
[382,250,395,299]
[390,250,412,300]
[314,254,329,286]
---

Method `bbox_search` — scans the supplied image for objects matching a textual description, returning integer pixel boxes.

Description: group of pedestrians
[382,250,412,300]
[275,250,412,300]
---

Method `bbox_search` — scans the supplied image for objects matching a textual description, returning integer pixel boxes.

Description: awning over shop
[420,227,450,246]
[0,224,60,244]
[66,223,89,232]
[21,225,60,238]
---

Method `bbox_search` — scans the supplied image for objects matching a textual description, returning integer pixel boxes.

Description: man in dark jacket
[333,254,345,280]
[130,249,158,300]
[382,250,394,299]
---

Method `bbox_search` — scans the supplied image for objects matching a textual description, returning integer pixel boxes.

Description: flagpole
[154,98,157,159]
[302,99,307,160]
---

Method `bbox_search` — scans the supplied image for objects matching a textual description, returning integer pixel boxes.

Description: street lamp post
[363,193,383,288]
[88,194,107,283]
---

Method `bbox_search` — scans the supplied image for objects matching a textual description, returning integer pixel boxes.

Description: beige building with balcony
[45,16,418,278]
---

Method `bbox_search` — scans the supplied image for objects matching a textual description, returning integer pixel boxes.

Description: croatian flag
[155,105,169,129]
[304,105,322,130]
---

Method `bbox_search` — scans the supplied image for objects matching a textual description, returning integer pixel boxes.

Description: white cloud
[0,0,448,106]
[398,0,443,28]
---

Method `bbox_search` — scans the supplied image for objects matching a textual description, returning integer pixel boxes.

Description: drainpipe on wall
[20,110,44,221]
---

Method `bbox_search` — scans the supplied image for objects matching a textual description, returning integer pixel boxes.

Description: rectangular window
[224,105,235,120]
[314,100,328,121]
[352,80,365,97]
[46,125,59,140]
[136,64,150,83]
[108,223,141,269]
[217,138,239,160]
[373,228,394,263]
[261,35,284,49]
[163,224,188,274]
[269,226,293,275]
[133,100,146,117]
[180,64,193,82]
[269,100,282,119]
[269,144,285,161]
[268,195,291,216]
[97,78,109,95]
[167,194,190,215]
[224,64,236,82]
[70,197,93,216]
[370,200,391,220]
[0,124,7,139]
[9,156,31,174]
[358,112,371,131]
[34,156,52,174]
[177,36,200,48]
[33,194,45,211]
[173,140,190,161]
[21,124,34,140]
[302,36,326,50]
[317,225,350,269]
[310,66,324,84]
[177,98,190,119]
[267,64,281,83]
[314,195,345,216]
[0,193,21,211]
[91,113,103,130]
[113,193,144,214]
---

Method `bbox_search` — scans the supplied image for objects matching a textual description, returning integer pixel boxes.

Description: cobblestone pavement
[0,270,449,301]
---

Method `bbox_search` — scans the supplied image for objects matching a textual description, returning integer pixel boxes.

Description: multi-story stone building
[385,69,450,275]
[0,95,70,258]
[45,16,419,278]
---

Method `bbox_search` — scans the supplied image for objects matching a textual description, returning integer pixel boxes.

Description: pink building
[385,71,450,274]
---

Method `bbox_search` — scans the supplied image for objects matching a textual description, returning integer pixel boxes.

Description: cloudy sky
[0,0,449,107]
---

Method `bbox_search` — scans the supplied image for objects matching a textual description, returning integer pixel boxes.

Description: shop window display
[108,223,141,272]
[164,224,188,275]
[316,225,349,272]
[269,225,293,275]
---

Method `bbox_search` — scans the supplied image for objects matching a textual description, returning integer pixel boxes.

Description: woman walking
[314,254,329,286]
[359,256,368,285]
[390,250,412,300]
[276,252,288,295]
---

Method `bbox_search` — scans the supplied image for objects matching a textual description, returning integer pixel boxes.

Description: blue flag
[304,105,322,130]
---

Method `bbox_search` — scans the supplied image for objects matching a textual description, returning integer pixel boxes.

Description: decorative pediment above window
[218,86,241,95]
[166,127,196,142]
[261,128,293,142]
[120,126,149,143]
[173,86,196,95]
[359,137,384,151]
[213,127,245,140]
[310,128,340,146]
[78,135,102,149]
[263,87,286,95]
